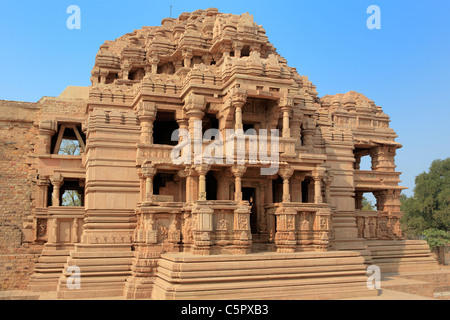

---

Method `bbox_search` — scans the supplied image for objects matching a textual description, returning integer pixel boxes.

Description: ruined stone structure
[0,9,443,299]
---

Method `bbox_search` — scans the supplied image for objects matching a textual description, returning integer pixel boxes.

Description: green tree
[62,190,82,206]
[400,158,450,242]
[58,139,81,156]
[362,196,376,211]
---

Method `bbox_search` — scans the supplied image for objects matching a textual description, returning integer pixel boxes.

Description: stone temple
[0,8,446,299]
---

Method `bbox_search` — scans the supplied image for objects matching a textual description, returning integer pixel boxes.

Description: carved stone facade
[1,9,414,298]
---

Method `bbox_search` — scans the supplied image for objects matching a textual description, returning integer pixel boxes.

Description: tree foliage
[362,196,376,211]
[400,158,450,241]
[62,190,82,207]
[422,228,450,250]
[58,139,81,156]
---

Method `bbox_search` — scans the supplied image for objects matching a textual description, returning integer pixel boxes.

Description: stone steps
[55,244,133,299]
[152,251,379,300]
[366,240,440,273]
[28,247,72,292]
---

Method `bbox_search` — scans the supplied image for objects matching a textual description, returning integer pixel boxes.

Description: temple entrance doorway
[242,187,258,235]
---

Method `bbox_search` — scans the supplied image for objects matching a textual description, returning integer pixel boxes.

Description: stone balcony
[29,207,85,245]
[36,154,84,176]
[134,200,332,255]
[354,170,404,191]
[136,136,297,166]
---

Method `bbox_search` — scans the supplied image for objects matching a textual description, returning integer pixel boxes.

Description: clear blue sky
[0,0,449,197]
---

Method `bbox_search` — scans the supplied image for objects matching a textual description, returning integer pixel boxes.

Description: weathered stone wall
[0,100,40,290]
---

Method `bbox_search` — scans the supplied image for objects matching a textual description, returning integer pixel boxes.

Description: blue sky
[0,0,449,198]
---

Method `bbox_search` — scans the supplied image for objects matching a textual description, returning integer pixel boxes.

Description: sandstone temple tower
[0,8,441,299]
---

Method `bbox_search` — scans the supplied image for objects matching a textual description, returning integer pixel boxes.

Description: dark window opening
[242,187,257,233]
[301,179,311,203]
[206,171,217,201]
[153,173,175,196]
[202,113,219,139]
[128,68,146,80]
[191,56,203,66]
[105,73,118,84]
[153,111,179,146]
[157,62,175,75]
[47,184,53,208]
[230,51,235,57]
[300,124,304,146]
[243,123,256,135]
[272,177,283,203]
[241,45,251,57]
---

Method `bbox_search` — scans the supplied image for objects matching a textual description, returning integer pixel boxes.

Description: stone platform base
[366,240,440,273]
[152,251,379,300]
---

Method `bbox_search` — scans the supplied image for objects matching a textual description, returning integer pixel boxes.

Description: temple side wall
[0,101,40,290]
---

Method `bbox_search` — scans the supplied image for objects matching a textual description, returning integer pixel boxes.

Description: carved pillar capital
[185,93,205,112]
[231,164,247,178]
[142,160,157,178]
[279,166,294,180]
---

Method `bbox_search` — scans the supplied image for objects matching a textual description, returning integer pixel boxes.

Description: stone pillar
[354,153,361,170]
[185,93,205,163]
[313,176,323,204]
[233,41,243,58]
[182,49,193,69]
[374,190,387,212]
[371,145,397,172]
[181,166,198,204]
[50,173,64,207]
[279,167,294,203]
[302,117,315,151]
[232,165,247,203]
[37,176,50,207]
[234,102,244,131]
[142,161,157,203]
[274,207,297,253]
[136,102,157,145]
[233,205,252,254]
[313,168,325,204]
[355,192,363,210]
[150,54,159,74]
[279,95,294,138]
[230,88,247,131]
[38,120,56,154]
[192,205,214,255]
[195,164,210,201]
[176,118,188,143]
